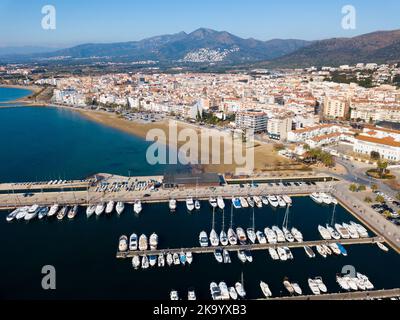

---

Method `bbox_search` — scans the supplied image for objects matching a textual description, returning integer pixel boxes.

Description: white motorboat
[227,228,238,245]
[231,197,242,209]
[220,230,229,246]
[310,193,323,204]
[326,224,341,240]
[170,290,179,301]
[166,253,173,266]
[268,195,279,208]
[235,282,246,299]
[210,282,222,301]
[37,207,49,220]
[188,289,196,301]
[282,195,292,206]
[318,225,332,240]
[343,223,359,239]
[67,205,78,219]
[236,227,247,244]
[292,283,302,295]
[57,206,68,220]
[284,247,294,260]
[316,245,327,258]
[350,221,369,238]
[344,276,358,291]
[6,208,21,222]
[129,233,138,251]
[247,197,255,208]
[329,243,341,255]
[169,199,177,212]
[261,196,269,206]
[277,247,288,261]
[214,249,223,263]
[223,250,231,264]
[320,193,332,205]
[291,227,303,242]
[253,196,262,208]
[209,229,220,247]
[260,281,272,298]
[24,204,39,221]
[149,233,158,250]
[239,197,249,208]
[48,204,59,217]
[219,282,230,300]
[264,228,277,244]
[377,242,389,252]
[335,223,350,239]
[173,253,180,265]
[283,279,295,295]
[283,227,295,243]
[86,205,96,218]
[277,196,286,207]
[131,255,140,269]
[209,197,218,208]
[256,230,267,244]
[15,207,29,220]
[304,246,316,258]
[322,244,332,255]
[139,234,148,251]
[199,231,209,247]
[195,200,201,210]
[229,287,238,300]
[237,250,247,263]
[116,201,125,215]
[95,203,105,216]
[308,279,321,295]
[246,228,257,244]
[272,226,285,242]
[336,275,350,291]
[134,200,142,214]
[217,196,225,210]
[186,197,195,212]
[268,248,279,261]
[186,252,193,265]
[118,235,128,252]
[105,201,115,214]
[357,273,374,290]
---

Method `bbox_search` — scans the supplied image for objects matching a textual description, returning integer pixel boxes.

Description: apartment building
[323,96,350,119]
[267,116,293,141]
[235,109,268,133]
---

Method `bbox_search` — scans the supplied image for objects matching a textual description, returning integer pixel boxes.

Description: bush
[364,197,373,203]
[349,184,358,192]
[375,195,385,203]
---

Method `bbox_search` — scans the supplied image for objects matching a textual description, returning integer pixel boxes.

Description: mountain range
[2,28,400,67]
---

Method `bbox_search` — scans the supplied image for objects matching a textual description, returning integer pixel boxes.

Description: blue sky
[0,0,399,47]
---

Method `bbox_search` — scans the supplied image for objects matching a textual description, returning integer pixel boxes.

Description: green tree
[357,185,367,192]
[370,151,381,161]
[364,197,373,203]
[371,184,379,192]
[349,184,358,192]
[375,195,385,203]
[377,160,389,178]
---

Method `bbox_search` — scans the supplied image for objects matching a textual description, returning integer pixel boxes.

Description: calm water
[0,88,399,300]
[0,87,32,103]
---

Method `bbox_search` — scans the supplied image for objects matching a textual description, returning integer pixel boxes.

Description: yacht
[38,207,49,220]
[304,246,316,258]
[291,227,303,242]
[319,193,332,205]
[210,282,222,301]
[219,282,230,301]
[209,229,220,247]
[268,248,279,261]
[199,231,209,247]
[357,273,374,290]
[149,233,158,250]
[253,196,262,208]
[261,196,269,206]
[179,252,187,265]
[336,275,350,291]
[214,249,223,263]
[276,196,286,207]
[134,200,142,214]
[282,195,292,206]
[335,223,350,239]
[256,231,267,244]
[116,202,125,215]
[186,197,195,212]
[24,204,40,221]
[308,279,321,295]
[283,279,295,295]
[318,225,332,240]
[246,228,256,244]
[220,230,229,246]
[227,228,238,245]
[284,247,294,260]
[277,247,288,261]
[149,255,157,267]
[217,196,225,210]
[105,201,115,214]
[229,287,238,300]
[310,193,323,204]
[350,221,369,238]
[131,255,140,269]
[118,235,128,252]
[237,250,247,263]
[268,196,279,208]
[223,250,231,264]
[15,207,29,220]
[142,255,150,269]
[6,208,20,222]
[95,203,105,216]
[343,223,359,239]
[67,205,78,220]
[173,253,180,265]
[186,252,193,265]
[188,289,196,301]
[336,243,348,256]
[170,290,179,301]
[231,197,241,209]
[239,197,249,208]
[138,234,148,251]
[326,224,341,240]
[322,244,332,256]
[169,199,177,212]
[235,282,246,299]
[329,243,341,255]
[236,228,247,244]
[56,206,68,220]
[86,205,96,218]
[247,197,255,208]
[377,242,389,252]
[344,276,358,291]
[272,226,285,242]
[316,245,327,258]
[264,228,277,244]
[157,254,165,268]
[355,277,366,291]
[260,281,272,298]
[209,197,218,208]
[166,253,173,266]
[129,233,138,251]
[48,204,59,217]
[292,283,302,295]
[282,227,295,243]
[195,199,201,210]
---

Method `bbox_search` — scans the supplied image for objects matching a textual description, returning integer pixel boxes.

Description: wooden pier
[116,237,384,259]
[261,288,400,300]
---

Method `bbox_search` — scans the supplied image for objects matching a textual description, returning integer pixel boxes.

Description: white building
[267,116,293,141]
[235,109,268,133]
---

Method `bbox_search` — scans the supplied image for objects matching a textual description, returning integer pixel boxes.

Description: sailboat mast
[230,203,234,228]
[330,204,337,226]
[212,207,215,231]
[222,209,225,232]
